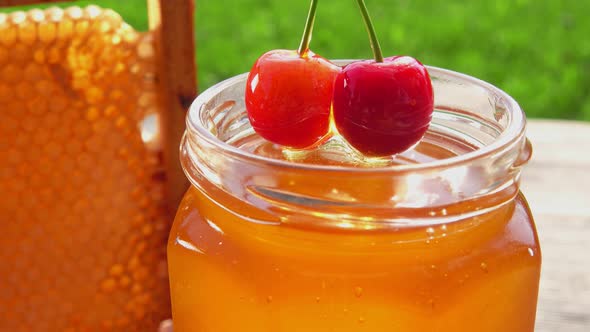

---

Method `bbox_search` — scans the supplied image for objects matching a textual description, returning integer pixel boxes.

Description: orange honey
[167,68,541,331]
[169,187,539,332]
[0,7,171,331]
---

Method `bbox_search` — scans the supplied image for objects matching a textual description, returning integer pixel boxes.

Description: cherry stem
[355,0,384,62]
[298,0,319,56]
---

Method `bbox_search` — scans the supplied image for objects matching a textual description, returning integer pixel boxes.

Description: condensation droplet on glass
[426,227,435,235]
[528,248,535,257]
[440,224,448,231]
[315,297,321,303]
[441,208,448,216]
[358,316,365,323]
[428,298,436,308]
[354,286,363,298]
[480,262,489,273]
[266,295,273,303]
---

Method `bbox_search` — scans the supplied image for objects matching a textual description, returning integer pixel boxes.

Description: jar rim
[187,65,526,174]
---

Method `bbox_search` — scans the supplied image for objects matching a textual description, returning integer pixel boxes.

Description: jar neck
[181,66,531,230]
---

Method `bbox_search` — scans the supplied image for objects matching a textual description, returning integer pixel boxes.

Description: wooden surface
[522,119,590,332]
[147,0,196,216]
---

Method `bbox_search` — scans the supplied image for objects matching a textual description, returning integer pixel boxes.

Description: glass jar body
[168,66,541,331]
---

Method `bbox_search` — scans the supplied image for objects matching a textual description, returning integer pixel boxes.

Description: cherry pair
[245,0,434,156]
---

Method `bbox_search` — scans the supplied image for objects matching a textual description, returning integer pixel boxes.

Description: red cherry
[245,49,340,148]
[332,56,434,156]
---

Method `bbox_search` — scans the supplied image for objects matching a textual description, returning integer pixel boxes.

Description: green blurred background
[4,0,589,120]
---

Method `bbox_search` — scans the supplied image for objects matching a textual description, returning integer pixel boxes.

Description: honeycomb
[0,6,172,331]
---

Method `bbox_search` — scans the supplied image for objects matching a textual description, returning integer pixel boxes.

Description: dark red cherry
[332,56,434,156]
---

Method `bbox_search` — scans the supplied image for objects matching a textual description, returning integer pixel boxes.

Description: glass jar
[168,66,541,332]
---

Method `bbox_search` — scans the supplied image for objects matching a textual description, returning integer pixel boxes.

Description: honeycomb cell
[11,43,32,63]
[85,86,104,104]
[38,21,57,44]
[31,127,51,145]
[1,64,23,83]
[74,19,90,37]
[24,63,46,81]
[17,18,37,46]
[39,111,61,130]
[33,49,45,63]
[65,7,83,20]
[15,82,35,100]
[100,278,117,293]
[10,11,26,25]
[20,114,37,132]
[43,141,63,159]
[28,9,45,23]
[104,104,119,118]
[57,17,74,40]
[0,21,17,46]
[35,79,56,96]
[47,46,63,64]
[85,5,102,20]
[0,84,12,102]
[5,148,23,165]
